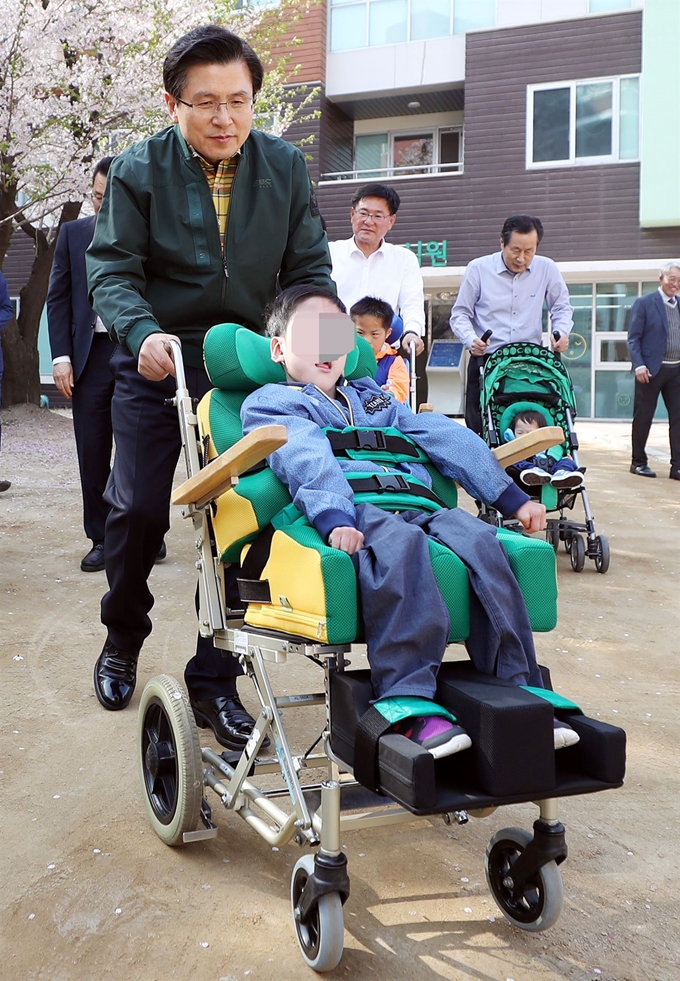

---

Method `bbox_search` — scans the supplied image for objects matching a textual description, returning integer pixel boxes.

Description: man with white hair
[627,261,680,479]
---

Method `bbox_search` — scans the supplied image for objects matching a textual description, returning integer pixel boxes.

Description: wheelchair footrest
[329,662,626,815]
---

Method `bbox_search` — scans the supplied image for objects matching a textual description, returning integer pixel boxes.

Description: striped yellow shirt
[191,148,240,252]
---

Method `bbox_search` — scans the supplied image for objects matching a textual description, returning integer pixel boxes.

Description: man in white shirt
[329,183,425,357]
[449,215,573,434]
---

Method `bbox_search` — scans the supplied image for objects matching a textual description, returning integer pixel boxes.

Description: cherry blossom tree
[0,0,316,405]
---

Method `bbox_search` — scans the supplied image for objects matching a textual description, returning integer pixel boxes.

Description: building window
[330,0,495,52]
[453,0,494,34]
[589,0,632,11]
[345,127,462,180]
[527,76,640,168]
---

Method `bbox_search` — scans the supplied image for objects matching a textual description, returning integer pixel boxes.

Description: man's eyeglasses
[175,97,254,117]
[353,209,391,224]
[663,277,680,285]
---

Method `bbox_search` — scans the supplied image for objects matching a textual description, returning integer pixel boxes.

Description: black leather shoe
[81,542,105,572]
[0,479,11,493]
[155,540,167,563]
[190,694,269,751]
[670,471,680,481]
[630,464,656,478]
[94,640,139,710]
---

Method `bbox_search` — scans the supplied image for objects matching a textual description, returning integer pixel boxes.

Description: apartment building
[285,0,680,419]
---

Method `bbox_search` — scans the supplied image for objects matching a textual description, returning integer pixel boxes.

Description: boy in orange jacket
[350,297,410,403]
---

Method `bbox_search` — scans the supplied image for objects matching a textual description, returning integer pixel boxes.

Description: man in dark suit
[627,262,680,480]
[48,158,116,570]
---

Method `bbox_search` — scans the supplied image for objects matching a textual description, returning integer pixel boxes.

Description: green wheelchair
[137,326,626,972]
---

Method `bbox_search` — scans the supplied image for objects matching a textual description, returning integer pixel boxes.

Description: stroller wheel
[546,524,560,552]
[485,827,564,932]
[594,535,611,574]
[291,855,345,972]
[137,675,203,845]
[569,535,586,573]
[563,533,572,554]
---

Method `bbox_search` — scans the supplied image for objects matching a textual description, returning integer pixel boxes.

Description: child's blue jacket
[241,377,529,541]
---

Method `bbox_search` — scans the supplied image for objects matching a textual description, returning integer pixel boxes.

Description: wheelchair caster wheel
[485,827,564,932]
[137,675,203,845]
[291,855,345,971]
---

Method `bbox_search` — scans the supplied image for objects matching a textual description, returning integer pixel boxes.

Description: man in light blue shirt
[449,215,573,433]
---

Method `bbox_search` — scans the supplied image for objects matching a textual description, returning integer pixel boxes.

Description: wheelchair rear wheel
[485,827,564,932]
[137,675,203,846]
[291,854,345,972]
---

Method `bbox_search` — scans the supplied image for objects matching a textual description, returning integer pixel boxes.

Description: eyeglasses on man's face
[175,97,254,117]
[353,209,391,224]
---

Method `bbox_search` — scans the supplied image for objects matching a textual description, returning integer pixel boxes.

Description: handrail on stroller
[493,426,565,469]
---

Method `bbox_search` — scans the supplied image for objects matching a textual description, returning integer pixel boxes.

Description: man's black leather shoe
[190,694,269,751]
[81,542,105,572]
[155,540,167,563]
[94,640,139,710]
[630,464,656,477]
[670,471,680,481]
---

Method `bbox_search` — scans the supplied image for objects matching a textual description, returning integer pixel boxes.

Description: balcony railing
[319,161,464,182]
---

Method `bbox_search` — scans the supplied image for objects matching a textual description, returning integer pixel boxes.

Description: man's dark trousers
[102,347,239,696]
[71,334,115,542]
[465,354,488,435]
[632,363,680,471]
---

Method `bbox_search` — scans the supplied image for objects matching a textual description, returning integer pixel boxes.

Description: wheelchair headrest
[203,322,377,391]
[388,315,404,345]
[499,401,556,442]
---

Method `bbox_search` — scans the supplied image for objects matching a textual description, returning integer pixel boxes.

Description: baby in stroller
[507,408,584,490]
[240,284,581,757]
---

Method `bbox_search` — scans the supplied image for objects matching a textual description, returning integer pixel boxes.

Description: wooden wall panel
[268,1,326,85]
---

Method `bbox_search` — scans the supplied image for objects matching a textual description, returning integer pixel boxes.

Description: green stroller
[479,342,610,574]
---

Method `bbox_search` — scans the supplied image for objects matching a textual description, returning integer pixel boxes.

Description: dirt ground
[1,404,678,981]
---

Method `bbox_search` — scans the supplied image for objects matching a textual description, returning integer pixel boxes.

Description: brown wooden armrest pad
[492,426,565,468]
[172,425,287,507]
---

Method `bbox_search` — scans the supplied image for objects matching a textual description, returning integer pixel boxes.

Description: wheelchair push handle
[480,329,493,343]
[167,338,188,394]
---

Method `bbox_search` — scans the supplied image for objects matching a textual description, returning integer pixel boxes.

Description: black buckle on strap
[355,430,387,451]
[372,473,409,492]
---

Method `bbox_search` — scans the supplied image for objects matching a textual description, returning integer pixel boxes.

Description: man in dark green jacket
[86,25,334,746]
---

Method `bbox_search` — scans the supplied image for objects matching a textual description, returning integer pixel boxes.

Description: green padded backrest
[203,322,377,391]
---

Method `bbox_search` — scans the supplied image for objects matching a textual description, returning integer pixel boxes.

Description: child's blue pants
[353,503,544,701]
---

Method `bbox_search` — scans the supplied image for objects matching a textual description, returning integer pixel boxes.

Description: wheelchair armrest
[171,425,287,509]
[491,426,565,468]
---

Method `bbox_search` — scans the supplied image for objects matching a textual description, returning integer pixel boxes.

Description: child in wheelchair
[240,284,580,756]
[506,409,584,490]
